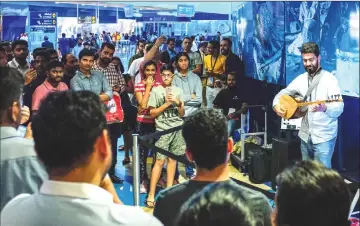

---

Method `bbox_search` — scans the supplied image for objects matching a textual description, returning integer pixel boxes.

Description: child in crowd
[134,60,162,194]
[145,64,185,208]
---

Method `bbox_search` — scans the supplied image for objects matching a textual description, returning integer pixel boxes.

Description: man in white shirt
[7,40,31,77]
[1,91,162,226]
[128,37,164,85]
[273,42,344,168]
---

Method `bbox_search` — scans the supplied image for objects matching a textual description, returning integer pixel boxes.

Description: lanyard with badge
[207,55,219,87]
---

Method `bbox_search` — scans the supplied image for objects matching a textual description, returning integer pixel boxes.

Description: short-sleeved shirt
[70,70,113,99]
[92,62,126,94]
[154,179,272,226]
[187,51,202,72]
[213,87,244,116]
[148,86,184,131]
[32,80,68,111]
[203,54,226,75]
[134,81,162,123]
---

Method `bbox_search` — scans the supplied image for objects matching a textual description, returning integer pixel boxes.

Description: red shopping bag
[105,92,124,124]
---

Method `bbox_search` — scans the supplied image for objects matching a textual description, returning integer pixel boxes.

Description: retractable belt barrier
[137,125,196,168]
[135,123,275,201]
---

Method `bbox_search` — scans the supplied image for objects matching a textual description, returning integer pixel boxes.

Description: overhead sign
[136,16,191,22]
[30,26,56,33]
[177,5,195,17]
[30,12,57,26]
[124,5,134,17]
[78,16,96,24]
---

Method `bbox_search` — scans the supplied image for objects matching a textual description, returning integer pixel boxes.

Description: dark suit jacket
[41,41,54,49]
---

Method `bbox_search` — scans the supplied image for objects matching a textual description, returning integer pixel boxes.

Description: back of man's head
[176,182,256,226]
[275,160,351,226]
[0,67,24,126]
[182,108,229,170]
[32,91,108,176]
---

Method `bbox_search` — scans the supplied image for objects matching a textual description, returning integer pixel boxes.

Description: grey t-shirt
[148,85,184,131]
[187,52,202,71]
[154,179,272,226]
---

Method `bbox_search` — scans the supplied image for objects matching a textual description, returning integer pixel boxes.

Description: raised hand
[24,69,37,85]
[145,76,154,90]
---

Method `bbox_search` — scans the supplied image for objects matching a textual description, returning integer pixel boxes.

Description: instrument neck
[298,100,325,107]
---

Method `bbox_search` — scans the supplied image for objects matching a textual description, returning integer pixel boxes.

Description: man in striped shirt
[92,43,126,94]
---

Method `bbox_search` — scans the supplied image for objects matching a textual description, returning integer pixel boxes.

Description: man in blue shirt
[70,49,112,101]
[58,33,69,57]
[70,49,123,183]
[0,67,48,211]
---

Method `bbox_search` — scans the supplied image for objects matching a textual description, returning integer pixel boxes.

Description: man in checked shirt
[92,42,126,184]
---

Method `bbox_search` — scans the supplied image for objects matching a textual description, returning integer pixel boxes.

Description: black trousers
[108,123,123,175]
[136,122,156,181]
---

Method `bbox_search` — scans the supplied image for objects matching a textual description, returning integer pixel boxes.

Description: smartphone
[166,87,172,96]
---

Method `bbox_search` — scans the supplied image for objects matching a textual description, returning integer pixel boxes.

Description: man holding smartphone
[23,50,51,120]
[146,64,185,207]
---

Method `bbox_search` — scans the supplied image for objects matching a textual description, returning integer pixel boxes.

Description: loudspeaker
[248,147,272,184]
[271,138,290,190]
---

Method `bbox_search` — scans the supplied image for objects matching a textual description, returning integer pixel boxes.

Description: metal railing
[240,105,267,161]
[132,134,140,206]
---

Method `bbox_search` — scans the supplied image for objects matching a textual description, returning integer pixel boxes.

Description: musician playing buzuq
[273,42,344,168]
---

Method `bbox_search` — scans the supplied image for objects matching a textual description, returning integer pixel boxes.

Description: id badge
[207,77,214,86]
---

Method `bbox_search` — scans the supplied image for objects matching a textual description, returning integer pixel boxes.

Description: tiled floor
[113,137,273,212]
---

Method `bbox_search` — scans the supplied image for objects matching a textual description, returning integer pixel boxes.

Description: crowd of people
[0,30,356,226]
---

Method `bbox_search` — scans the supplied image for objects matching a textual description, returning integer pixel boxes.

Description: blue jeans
[300,136,336,168]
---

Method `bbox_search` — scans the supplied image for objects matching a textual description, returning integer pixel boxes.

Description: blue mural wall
[235,1,359,98]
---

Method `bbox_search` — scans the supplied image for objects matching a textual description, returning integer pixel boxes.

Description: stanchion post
[240,113,246,161]
[132,134,140,206]
[264,109,268,146]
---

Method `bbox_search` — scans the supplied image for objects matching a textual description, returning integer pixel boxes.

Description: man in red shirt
[32,61,68,114]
